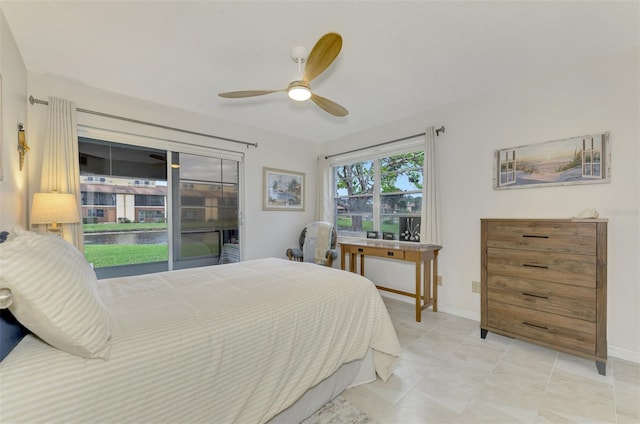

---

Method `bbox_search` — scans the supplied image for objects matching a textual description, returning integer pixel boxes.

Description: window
[134,195,165,207]
[87,209,105,218]
[499,150,516,186]
[81,192,116,206]
[79,138,169,271]
[333,150,424,239]
[581,137,601,178]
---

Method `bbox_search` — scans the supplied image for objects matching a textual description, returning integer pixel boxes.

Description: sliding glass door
[171,152,239,269]
[78,137,240,278]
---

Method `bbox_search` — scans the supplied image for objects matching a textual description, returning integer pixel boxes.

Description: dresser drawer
[487,248,596,288]
[487,274,596,321]
[486,221,596,255]
[353,246,405,260]
[487,300,596,356]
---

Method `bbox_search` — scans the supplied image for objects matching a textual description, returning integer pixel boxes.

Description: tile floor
[342,297,640,423]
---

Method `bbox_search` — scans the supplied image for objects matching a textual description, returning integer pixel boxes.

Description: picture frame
[383,232,395,240]
[366,231,379,239]
[399,216,421,242]
[263,167,305,211]
[494,132,611,190]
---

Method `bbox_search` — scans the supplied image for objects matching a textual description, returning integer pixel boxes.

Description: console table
[339,239,442,322]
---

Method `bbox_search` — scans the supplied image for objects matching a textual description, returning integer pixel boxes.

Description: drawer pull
[358,248,364,253]
[522,234,549,239]
[387,251,394,256]
[522,321,549,331]
[522,292,549,300]
[522,263,549,269]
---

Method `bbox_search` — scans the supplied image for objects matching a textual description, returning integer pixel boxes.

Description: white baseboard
[608,346,640,364]
[436,304,480,322]
[379,292,479,321]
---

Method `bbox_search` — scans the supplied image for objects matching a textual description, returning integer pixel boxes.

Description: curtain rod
[324,126,444,159]
[28,95,258,149]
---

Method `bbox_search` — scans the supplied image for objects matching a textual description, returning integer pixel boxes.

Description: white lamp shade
[31,192,80,225]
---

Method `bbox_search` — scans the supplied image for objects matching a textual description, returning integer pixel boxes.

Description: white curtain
[422,126,442,245]
[316,155,333,222]
[40,97,83,250]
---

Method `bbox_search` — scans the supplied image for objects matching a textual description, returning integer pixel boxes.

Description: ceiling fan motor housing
[287,81,311,101]
[290,46,308,63]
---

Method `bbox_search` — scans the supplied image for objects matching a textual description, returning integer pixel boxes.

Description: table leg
[415,260,422,322]
[424,259,431,305]
[359,254,365,276]
[433,250,439,312]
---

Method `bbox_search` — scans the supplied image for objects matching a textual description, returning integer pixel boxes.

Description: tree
[380,152,424,215]
[335,161,373,231]
[335,152,424,232]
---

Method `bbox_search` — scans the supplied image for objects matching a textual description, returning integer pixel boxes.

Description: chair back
[301,221,336,265]
[299,223,337,251]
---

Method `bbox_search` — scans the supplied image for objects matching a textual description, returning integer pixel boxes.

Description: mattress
[0,258,400,423]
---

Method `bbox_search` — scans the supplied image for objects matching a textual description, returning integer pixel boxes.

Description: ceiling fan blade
[310,93,349,117]
[218,89,282,98]
[303,33,342,83]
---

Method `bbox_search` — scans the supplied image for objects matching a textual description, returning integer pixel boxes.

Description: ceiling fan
[218,32,348,117]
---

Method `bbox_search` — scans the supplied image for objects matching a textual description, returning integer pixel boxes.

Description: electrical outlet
[472,280,481,293]
[437,275,443,286]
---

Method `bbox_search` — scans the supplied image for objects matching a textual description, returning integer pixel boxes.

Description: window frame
[331,142,425,239]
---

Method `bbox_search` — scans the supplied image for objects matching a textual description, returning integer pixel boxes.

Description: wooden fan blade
[218,89,282,98]
[310,93,349,117]
[303,33,342,83]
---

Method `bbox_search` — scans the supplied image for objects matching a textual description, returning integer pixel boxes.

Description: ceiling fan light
[288,85,311,101]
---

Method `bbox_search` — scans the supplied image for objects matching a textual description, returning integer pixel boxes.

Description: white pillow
[0,228,111,359]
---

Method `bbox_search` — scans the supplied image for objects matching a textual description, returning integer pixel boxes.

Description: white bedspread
[0,258,400,423]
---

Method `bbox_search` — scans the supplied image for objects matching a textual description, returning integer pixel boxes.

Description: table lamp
[30,192,80,234]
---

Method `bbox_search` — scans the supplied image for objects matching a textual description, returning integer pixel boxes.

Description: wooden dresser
[480,218,607,375]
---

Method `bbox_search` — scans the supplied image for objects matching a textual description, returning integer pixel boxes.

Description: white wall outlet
[472,280,481,293]
[437,275,443,286]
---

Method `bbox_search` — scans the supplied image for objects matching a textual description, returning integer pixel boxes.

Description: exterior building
[80,175,167,224]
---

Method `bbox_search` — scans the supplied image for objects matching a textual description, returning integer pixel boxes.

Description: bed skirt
[269,349,375,423]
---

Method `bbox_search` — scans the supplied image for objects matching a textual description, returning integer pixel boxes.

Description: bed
[0,229,401,423]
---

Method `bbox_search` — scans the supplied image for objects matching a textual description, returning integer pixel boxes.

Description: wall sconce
[17,123,29,171]
[30,191,80,235]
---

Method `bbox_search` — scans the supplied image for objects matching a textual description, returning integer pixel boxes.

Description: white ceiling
[2,1,639,144]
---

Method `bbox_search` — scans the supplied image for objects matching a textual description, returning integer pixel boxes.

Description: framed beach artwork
[493,132,610,190]
[263,167,305,211]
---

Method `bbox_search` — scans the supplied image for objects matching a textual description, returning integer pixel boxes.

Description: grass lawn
[84,223,167,233]
[84,243,219,267]
[336,217,400,234]
[84,244,168,268]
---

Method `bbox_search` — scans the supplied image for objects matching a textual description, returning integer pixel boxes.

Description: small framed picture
[383,232,395,240]
[263,167,305,211]
[366,231,379,239]
[400,217,421,242]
